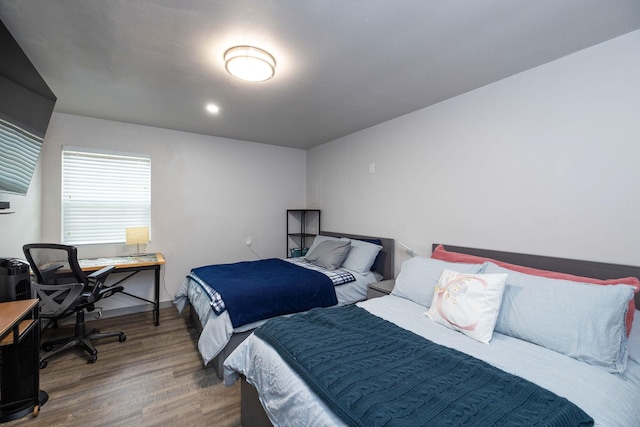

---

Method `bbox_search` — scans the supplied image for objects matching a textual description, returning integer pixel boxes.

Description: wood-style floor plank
[5,308,240,427]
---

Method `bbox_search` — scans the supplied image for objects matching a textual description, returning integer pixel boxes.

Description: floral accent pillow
[425,270,508,344]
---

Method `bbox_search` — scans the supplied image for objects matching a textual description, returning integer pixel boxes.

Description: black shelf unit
[286,209,320,257]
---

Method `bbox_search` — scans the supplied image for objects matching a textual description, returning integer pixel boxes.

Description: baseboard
[53,301,174,325]
[97,301,174,319]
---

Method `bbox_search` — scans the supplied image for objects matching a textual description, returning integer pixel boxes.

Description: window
[62,146,151,245]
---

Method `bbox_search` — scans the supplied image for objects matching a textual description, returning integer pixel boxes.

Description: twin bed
[221,243,640,426]
[173,231,395,378]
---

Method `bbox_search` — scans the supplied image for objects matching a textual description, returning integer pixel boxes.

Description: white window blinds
[0,117,42,195]
[62,146,151,245]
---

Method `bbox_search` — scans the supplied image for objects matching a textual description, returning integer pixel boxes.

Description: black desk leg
[33,306,48,416]
[154,265,160,326]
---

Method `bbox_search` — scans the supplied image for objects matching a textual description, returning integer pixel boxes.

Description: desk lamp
[125,227,149,256]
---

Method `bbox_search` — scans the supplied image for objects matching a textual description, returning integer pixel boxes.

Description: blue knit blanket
[191,258,338,327]
[255,305,594,427]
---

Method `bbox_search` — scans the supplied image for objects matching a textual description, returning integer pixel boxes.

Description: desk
[0,299,47,421]
[78,253,165,326]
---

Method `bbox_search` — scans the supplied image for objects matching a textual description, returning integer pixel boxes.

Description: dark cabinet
[0,299,47,422]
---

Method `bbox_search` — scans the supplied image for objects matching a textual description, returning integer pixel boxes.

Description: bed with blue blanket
[224,245,640,426]
[173,232,395,378]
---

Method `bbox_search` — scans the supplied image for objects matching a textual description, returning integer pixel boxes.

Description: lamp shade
[224,46,276,82]
[126,227,149,245]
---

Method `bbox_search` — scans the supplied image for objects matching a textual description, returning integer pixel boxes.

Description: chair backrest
[23,243,89,319]
[23,243,88,286]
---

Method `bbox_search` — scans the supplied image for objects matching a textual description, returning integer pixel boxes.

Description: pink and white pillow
[425,270,508,344]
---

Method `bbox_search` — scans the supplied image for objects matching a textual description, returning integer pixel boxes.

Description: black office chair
[23,243,127,368]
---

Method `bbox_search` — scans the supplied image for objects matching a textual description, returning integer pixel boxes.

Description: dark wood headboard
[434,244,640,309]
[322,232,394,280]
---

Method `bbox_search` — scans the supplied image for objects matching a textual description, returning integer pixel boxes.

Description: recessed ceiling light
[224,46,276,82]
[206,103,220,114]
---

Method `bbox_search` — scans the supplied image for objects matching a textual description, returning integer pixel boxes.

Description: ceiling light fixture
[206,103,220,114]
[224,46,276,82]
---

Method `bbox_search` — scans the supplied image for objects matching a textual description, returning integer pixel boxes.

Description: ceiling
[1,1,639,150]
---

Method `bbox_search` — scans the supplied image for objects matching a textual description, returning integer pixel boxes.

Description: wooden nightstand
[367,279,395,299]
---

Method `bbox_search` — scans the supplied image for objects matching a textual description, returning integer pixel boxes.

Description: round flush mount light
[205,103,220,114]
[224,45,276,82]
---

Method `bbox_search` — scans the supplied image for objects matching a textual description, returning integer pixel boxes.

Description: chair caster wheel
[88,355,97,364]
[119,334,126,342]
[39,360,48,369]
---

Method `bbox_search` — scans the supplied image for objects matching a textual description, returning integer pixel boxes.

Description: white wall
[307,30,640,274]
[34,113,306,311]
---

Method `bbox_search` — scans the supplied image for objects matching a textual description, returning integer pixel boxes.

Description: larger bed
[224,244,640,426]
[173,231,394,378]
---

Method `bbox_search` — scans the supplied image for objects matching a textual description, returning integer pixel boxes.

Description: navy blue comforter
[191,258,338,327]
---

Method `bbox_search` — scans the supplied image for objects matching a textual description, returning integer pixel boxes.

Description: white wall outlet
[369,163,375,173]
[245,236,252,246]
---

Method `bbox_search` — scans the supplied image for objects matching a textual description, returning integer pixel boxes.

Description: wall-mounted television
[0,18,56,195]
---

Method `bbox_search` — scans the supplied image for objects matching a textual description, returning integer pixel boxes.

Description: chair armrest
[87,265,116,282]
[41,263,64,283]
[41,263,64,275]
[85,265,116,303]
[98,285,124,300]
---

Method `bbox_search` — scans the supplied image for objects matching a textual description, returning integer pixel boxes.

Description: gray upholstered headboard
[322,232,394,280]
[434,244,640,309]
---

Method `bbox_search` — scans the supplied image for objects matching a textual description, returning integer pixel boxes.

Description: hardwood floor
[6,307,240,427]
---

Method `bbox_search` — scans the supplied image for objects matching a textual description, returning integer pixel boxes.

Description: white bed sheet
[173,266,377,365]
[224,295,640,427]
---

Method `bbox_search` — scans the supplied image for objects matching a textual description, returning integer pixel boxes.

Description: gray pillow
[304,240,351,270]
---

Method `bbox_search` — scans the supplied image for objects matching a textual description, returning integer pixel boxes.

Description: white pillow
[341,239,382,274]
[426,269,507,344]
[391,257,484,308]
